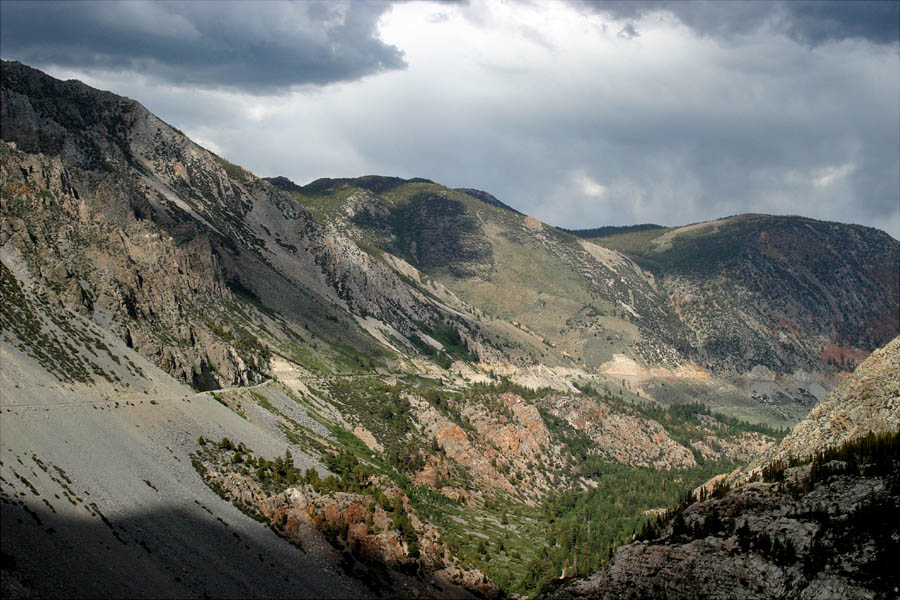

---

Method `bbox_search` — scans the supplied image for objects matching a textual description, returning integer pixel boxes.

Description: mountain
[544,336,900,599]
[0,59,468,392]
[1,60,898,598]
[269,174,897,421]
[592,215,898,373]
[561,223,665,239]
[3,60,898,423]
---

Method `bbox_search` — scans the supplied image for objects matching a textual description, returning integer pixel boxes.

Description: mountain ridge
[3,58,897,424]
[2,60,899,598]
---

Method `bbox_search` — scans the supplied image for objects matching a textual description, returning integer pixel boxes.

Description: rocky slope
[2,60,898,598]
[544,335,900,600]
[593,215,899,377]
[544,456,898,599]
[4,60,899,427]
[192,440,498,599]
[0,60,490,392]
[0,291,369,599]
[748,335,900,472]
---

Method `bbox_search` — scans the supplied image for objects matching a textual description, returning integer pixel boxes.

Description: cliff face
[545,336,900,600]
[542,395,698,469]
[1,142,252,390]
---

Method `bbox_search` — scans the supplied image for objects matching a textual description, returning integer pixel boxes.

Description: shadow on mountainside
[0,496,368,599]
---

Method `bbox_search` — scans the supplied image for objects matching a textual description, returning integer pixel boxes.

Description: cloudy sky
[2,1,898,238]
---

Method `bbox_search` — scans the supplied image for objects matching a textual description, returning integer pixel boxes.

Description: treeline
[198,436,384,497]
[467,376,556,400]
[760,428,899,484]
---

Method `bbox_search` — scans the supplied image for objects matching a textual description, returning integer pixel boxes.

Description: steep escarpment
[0,143,258,390]
[745,334,900,479]
[298,176,694,372]
[5,61,898,410]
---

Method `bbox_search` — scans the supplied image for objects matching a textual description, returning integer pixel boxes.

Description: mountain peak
[454,187,523,215]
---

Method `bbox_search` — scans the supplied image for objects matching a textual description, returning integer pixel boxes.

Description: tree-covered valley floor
[189,372,785,598]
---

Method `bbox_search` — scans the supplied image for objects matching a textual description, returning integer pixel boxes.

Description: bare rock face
[410,389,717,504]
[0,143,261,389]
[544,468,898,600]
[416,400,517,495]
[412,392,612,500]
[4,60,898,428]
[691,431,775,464]
[543,395,697,469]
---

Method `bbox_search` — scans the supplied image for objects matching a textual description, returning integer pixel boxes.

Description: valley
[1,60,898,599]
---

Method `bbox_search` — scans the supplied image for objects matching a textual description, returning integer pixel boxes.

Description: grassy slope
[283,178,646,371]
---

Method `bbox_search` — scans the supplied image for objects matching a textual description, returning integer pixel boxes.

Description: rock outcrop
[543,395,697,469]
[194,442,498,599]
[545,466,898,599]
[750,335,900,471]
[545,336,900,600]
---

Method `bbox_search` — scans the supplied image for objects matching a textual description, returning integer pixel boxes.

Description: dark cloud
[2,1,896,238]
[0,1,405,92]
[583,0,900,46]
[783,1,900,46]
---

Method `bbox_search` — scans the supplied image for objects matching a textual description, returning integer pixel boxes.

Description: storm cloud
[1,1,897,237]
[0,1,405,92]
[587,1,900,46]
